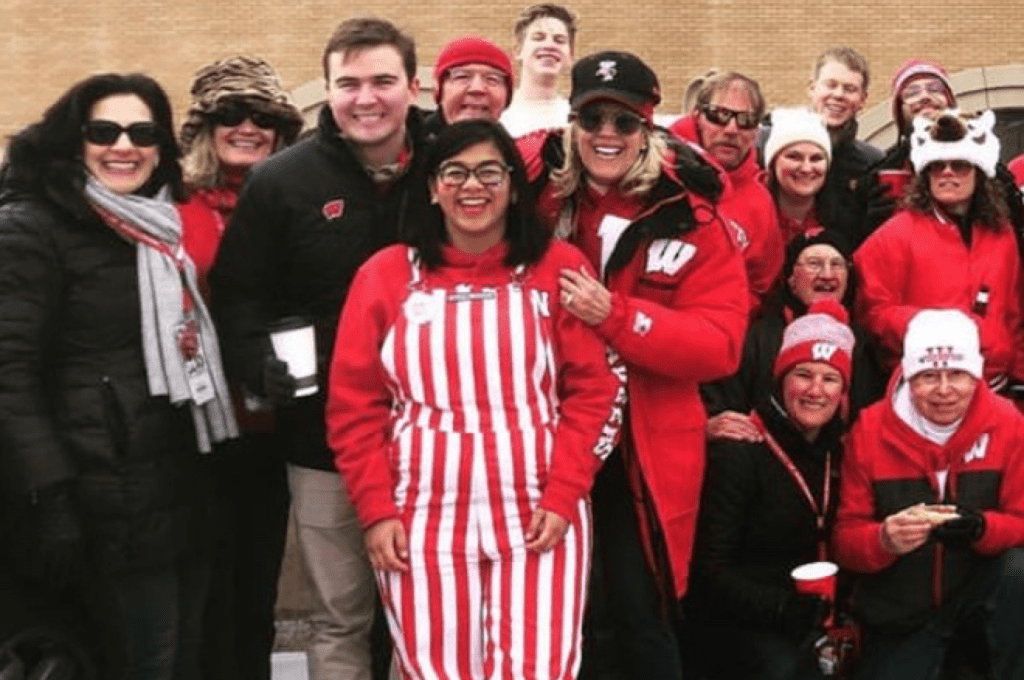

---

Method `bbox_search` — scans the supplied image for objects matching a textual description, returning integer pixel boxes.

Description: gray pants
[288,465,376,680]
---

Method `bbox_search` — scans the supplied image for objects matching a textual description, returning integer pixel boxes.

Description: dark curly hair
[905,165,1008,229]
[413,119,551,270]
[1,72,183,216]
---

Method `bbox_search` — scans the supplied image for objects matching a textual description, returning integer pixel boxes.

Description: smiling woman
[688,300,855,678]
[175,54,303,680]
[327,119,622,679]
[855,109,1024,388]
[0,72,237,680]
[519,50,750,677]
[764,107,833,242]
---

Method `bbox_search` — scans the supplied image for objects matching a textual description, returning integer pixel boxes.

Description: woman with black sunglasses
[0,73,237,680]
[178,55,303,293]
[855,109,1024,391]
[175,55,302,680]
[519,51,748,679]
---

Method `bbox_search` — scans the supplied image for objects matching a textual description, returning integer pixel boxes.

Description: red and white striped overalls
[378,247,593,680]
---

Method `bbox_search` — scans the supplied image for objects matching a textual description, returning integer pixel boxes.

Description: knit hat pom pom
[807,299,849,327]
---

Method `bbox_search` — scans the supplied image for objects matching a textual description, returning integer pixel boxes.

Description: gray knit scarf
[85,177,238,452]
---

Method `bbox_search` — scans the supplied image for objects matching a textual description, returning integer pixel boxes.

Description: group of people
[1,5,1024,680]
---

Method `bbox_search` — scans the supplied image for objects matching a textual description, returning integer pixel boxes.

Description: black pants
[583,450,683,680]
[854,547,1024,680]
[200,431,290,680]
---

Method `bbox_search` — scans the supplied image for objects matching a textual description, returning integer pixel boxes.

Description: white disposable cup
[269,318,318,397]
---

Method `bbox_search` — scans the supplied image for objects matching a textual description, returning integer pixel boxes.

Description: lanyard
[93,204,195,313]
[750,411,832,561]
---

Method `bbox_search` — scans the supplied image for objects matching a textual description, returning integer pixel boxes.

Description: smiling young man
[803,47,883,244]
[209,17,427,680]
[670,71,783,310]
[500,3,577,137]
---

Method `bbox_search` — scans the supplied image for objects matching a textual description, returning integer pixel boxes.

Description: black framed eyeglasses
[83,120,161,147]
[436,161,512,187]
[700,105,760,130]
[572,107,644,135]
[208,102,282,130]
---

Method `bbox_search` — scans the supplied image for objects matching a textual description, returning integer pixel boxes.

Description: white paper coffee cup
[269,318,318,397]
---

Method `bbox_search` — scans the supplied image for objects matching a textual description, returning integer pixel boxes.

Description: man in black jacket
[209,17,428,680]
[806,46,883,240]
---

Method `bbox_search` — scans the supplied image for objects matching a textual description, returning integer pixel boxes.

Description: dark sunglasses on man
[571,106,644,136]
[701,104,760,130]
[207,102,283,130]
[83,120,162,147]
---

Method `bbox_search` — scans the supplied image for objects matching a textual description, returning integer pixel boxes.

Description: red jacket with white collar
[519,130,749,596]
[854,208,1024,383]
[669,114,783,311]
[834,375,1024,629]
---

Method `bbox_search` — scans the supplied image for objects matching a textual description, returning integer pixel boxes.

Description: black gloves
[932,508,985,548]
[780,593,830,640]
[262,356,296,405]
[12,483,84,589]
[861,175,898,240]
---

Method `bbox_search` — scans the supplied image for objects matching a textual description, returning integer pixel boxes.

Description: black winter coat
[815,120,883,242]
[0,190,206,574]
[209,105,431,470]
[688,400,845,631]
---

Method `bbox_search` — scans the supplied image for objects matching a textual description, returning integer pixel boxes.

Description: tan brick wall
[4,1,1024,145]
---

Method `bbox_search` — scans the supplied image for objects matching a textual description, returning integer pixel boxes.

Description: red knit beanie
[890,59,955,133]
[433,36,515,107]
[774,300,855,387]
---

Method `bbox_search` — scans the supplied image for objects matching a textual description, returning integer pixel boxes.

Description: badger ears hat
[909,109,999,178]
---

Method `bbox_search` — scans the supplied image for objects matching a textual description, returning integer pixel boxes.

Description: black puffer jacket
[0,187,206,574]
[816,120,884,244]
[689,399,845,630]
[209,105,431,470]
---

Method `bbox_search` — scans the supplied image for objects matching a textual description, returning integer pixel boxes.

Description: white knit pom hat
[764,107,832,169]
[901,309,983,381]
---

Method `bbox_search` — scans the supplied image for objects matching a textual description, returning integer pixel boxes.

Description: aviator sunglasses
[928,160,974,175]
[83,120,161,147]
[208,102,282,130]
[573,107,644,135]
[700,105,760,130]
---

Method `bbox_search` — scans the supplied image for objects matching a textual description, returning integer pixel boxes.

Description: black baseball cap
[570,50,661,122]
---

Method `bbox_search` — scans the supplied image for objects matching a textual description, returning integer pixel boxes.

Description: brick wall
[3,1,1024,144]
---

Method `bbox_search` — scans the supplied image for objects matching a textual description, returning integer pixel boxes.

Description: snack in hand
[907,503,960,525]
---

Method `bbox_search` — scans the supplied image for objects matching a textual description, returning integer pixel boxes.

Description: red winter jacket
[669,115,783,313]
[854,208,1024,383]
[834,375,1024,628]
[520,131,749,596]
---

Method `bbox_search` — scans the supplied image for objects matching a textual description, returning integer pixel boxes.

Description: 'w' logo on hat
[596,60,617,82]
[812,342,838,361]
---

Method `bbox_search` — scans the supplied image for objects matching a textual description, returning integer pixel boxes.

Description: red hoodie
[669,114,783,313]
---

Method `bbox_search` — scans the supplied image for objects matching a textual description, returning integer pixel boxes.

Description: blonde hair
[551,122,666,199]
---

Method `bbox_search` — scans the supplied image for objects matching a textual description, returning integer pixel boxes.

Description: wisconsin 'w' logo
[645,240,696,275]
